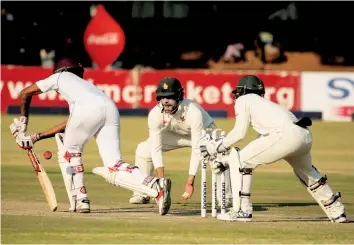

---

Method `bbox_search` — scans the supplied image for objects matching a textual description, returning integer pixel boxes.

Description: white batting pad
[294,166,346,222]
[92,167,158,197]
[228,147,243,211]
[55,133,76,211]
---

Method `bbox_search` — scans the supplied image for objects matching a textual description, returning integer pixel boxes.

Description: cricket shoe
[217,209,252,222]
[75,198,91,213]
[332,213,347,223]
[129,195,151,204]
[152,178,172,215]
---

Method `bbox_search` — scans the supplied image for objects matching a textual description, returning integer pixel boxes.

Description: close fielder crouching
[129,76,233,207]
[199,75,347,223]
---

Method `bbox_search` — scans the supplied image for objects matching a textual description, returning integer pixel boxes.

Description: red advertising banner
[139,70,301,117]
[1,66,134,112]
[1,66,300,117]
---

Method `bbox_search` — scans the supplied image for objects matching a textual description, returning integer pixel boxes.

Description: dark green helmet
[232,75,265,99]
[156,76,184,101]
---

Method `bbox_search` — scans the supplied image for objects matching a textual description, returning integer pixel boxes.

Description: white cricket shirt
[36,72,111,111]
[223,94,299,148]
[148,99,214,176]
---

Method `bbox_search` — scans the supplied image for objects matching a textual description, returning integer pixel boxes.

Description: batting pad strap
[309,175,327,191]
[323,192,341,207]
[72,164,84,174]
[64,152,82,163]
[142,176,155,187]
[71,186,87,196]
[110,161,138,173]
[240,168,253,175]
[240,192,251,197]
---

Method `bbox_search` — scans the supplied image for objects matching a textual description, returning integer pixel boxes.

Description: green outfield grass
[1,115,354,244]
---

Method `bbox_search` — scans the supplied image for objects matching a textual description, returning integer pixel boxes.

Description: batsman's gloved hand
[200,139,229,158]
[209,154,229,175]
[16,132,41,149]
[9,116,28,137]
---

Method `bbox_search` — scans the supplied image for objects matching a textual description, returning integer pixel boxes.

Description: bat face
[27,149,58,212]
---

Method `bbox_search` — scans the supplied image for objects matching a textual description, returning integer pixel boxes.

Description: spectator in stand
[254,31,287,64]
[40,49,56,68]
[222,43,246,63]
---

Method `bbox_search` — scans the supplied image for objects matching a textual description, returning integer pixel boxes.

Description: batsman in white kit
[199,75,347,223]
[129,76,233,206]
[9,59,172,215]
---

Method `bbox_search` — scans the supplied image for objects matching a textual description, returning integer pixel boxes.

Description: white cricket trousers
[240,123,316,185]
[63,99,122,168]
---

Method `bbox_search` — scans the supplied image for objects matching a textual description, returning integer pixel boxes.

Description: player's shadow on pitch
[89,203,318,213]
[171,202,320,214]
[87,202,326,216]
[174,202,312,212]
[90,207,158,213]
[173,202,269,212]
[90,207,202,216]
[255,202,318,209]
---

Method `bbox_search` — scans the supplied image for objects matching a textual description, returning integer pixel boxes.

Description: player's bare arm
[19,83,43,118]
[155,167,165,178]
[181,175,195,200]
[38,119,68,140]
[9,84,46,149]
[14,83,67,146]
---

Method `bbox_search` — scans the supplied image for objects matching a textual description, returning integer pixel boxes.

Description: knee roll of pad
[112,160,138,173]
[136,142,151,159]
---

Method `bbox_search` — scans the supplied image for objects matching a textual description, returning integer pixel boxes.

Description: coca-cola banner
[83,4,126,70]
[1,66,301,117]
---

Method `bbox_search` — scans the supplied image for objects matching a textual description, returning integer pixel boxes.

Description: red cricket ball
[43,151,52,160]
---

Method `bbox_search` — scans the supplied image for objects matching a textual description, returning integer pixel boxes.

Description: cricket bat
[27,149,58,212]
